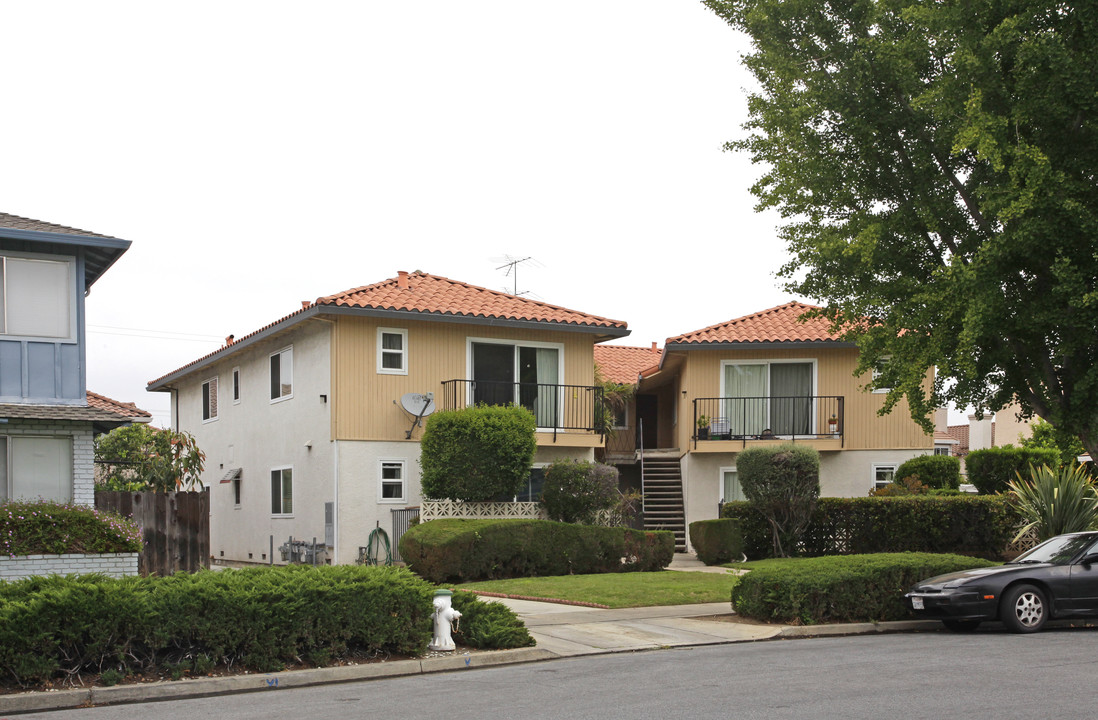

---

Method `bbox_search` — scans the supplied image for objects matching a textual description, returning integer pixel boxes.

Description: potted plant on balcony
[696,415,710,441]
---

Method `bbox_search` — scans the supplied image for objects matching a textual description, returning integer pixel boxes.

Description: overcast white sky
[3,2,813,427]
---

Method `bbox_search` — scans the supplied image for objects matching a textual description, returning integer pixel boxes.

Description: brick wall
[0,552,139,582]
[3,419,95,506]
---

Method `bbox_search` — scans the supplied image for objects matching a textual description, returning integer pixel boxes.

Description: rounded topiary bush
[895,454,961,490]
[419,405,537,501]
[967,446,1060,494]
[541,460,619,523]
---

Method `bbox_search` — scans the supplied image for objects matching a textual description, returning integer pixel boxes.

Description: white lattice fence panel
[1007,525,1041,556]
[420,500,545,521]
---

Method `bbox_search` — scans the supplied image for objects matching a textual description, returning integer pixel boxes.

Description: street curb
[776,619,941,638]
[0,647,555,715]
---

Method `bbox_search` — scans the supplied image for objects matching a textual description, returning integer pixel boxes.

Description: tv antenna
[492,255,542,296]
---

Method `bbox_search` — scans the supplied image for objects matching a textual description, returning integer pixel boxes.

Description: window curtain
[533,348,559,427]
[770,363,812,435]
[724,364,766,436]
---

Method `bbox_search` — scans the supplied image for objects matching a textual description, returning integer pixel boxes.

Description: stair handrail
[638,417,646,520]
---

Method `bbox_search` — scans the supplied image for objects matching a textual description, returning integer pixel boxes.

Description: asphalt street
[18,627,1098,720]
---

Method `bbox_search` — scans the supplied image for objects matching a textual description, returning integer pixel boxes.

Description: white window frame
[465,337,565,430]
[719,465,745,503]
[611,404,629,431]
[378,459,406,503]
[0,435,74,503]
[270,346,293,403]
[872,463,898,490]
[270,465,294,516]
[232,367,241,404]
[871,356,892,394]
[0,251,77,341]
[377,328,409,375]
[202,377,219,422]
[719,358,819,436]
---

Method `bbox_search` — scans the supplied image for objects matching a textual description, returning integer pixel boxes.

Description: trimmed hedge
[688,519,744,565]
[732,553,999,624]
[0,565,528,688]
[0,500,142,556]
[722,495,1016,559]
[399,519,675,583]
[419,405,538,502]
[966,446,1060,494]
[895,455,961,490]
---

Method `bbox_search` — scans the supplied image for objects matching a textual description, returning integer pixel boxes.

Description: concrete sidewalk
[0,556,940,714]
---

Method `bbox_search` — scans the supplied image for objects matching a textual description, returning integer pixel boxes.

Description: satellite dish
[400,392,435,416]
[399,392,435,438]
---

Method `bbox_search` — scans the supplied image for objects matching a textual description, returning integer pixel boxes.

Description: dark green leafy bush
[895,455,961,490]
[722,495,1016,559]
[966,446,1059,494]
[542,460,619,523]
[688,519,744,565]
[0,565,529,688]
[419,406,537,501]
[731,553,999,624]
[0,500,142,556]
[399,519,674,583]
[451,590,534,649]
[738,444,820,557]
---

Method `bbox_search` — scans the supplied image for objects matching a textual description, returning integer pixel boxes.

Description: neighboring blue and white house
[0,213,138,506]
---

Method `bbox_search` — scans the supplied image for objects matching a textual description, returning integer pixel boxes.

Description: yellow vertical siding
[666,347,931,451]
[330,316,597,442]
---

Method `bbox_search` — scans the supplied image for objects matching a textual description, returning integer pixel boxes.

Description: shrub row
[399,519,675,583]
[0,565,530,688]
[688,519,744,566]
[0,500,142,556]
[722,496,1016,559]
[731,553,999,624]
[966,446,1060,494]
[894,455,961,490]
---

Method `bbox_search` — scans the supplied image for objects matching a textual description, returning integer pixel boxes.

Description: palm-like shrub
[1007,464,1098,542]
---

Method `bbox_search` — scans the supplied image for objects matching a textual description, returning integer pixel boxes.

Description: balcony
[692,396,844,450]
[440,379,604,441]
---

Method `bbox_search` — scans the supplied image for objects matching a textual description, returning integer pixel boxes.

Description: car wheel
[1000,584,1047,633]
[942,619,981,632]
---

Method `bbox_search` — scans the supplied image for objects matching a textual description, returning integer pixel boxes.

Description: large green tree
[704,0,1098,458]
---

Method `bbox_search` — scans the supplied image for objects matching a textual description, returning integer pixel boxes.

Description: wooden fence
[95,490,210,576]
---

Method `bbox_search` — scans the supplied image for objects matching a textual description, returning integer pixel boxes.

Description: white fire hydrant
[429,589,462,652]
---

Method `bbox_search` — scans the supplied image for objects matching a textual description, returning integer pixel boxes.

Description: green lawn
[455,570,740,608]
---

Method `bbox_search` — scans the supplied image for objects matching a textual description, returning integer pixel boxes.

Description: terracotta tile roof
[594,344,662,385]
[149,271,627,389]
[318,271,627,330]
[947,424,970,455]
[87,391,152,422]
[666,301,848,345]
[0,212,117,240]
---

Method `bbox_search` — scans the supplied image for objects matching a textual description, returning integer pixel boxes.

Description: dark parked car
[905,531,1098,633]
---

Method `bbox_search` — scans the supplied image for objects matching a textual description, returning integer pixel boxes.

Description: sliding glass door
[472,342,561,427]
[722,361,814,436]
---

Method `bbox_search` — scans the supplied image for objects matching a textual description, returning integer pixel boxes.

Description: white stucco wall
[175,320,334,565]
[681,447,931,550]
[334,440,596,565]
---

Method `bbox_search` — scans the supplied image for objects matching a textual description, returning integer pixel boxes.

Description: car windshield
[1010,534,1096,565]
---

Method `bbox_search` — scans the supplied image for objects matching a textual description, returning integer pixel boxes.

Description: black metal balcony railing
[693,396,844,449]
[440,380,604,440]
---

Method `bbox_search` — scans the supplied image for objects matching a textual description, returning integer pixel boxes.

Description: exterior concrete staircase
[641,454,686,552]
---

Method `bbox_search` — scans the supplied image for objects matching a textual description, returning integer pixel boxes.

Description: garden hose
[366,526,393,566]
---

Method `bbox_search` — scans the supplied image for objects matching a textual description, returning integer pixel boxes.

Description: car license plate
[912,596,924,610]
